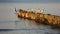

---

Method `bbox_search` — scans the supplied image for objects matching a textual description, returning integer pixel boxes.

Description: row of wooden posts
[17,9,60,28]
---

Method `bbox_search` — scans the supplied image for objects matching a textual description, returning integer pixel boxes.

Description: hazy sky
[0,0,60,3]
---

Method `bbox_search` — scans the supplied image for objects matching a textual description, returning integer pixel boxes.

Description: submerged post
[15,8,17,13]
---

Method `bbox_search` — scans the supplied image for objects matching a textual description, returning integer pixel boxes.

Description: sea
[0,3,60,34]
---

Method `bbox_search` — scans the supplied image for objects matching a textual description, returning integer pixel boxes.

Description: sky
[0,0,60,3]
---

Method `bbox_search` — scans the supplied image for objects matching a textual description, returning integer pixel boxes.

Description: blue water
[0,3,60,34]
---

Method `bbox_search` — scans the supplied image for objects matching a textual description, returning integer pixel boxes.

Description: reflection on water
[0,18,60,34]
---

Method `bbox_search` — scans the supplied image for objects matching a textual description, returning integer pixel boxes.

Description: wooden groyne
[16,9,60,28]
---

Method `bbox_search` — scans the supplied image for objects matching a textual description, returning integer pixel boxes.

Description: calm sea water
[0,3,60,34]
